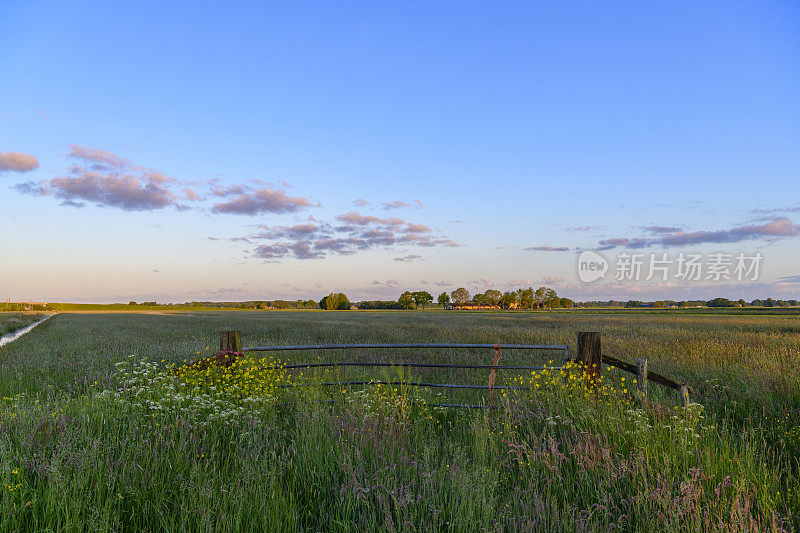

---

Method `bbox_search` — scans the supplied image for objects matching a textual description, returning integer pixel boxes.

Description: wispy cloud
[525,245,570,252]
[394,254,423,262]
[0,151,39,173]
[421,280,454,287]
[643,226,681,234]
[68,144,128,170]
[750,206,800,215]
[596,217,800,250]
[597,237,648,250]
[371,279,402,286]
[382,200,412,210]
[566,225,601,232]
[352,198,370,206]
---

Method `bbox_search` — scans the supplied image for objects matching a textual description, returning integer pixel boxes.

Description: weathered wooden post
[679,384,690,407]
[636,358,648,395]
[577,332,601,384]
[220,330,243,354]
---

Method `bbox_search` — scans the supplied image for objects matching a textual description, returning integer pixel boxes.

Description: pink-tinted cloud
[182,188,203,201]
[13,145,188,211]
[47,172,175,210]
[230,210,458,261]
[352,198,370,206]
[336,211,405,227]
[405,223,431,233]
[211,187,314,215]
[210,184,250,197]
[730,217,799,237]
[0,151,39,173]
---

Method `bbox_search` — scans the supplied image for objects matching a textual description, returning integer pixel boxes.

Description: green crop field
[1,310,798,531]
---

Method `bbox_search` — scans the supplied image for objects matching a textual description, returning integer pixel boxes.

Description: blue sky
[2,1,799,303]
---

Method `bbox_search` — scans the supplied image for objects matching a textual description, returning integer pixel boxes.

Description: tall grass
[0,313,45,337]
[1,311,798,530]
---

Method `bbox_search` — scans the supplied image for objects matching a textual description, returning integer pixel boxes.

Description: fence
[207,330,692,407]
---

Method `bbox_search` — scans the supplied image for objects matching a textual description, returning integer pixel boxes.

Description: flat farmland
[1,310,798,531]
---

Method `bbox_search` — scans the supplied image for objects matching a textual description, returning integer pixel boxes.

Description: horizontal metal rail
[280,362,560,371]
[318,399,490,409]
[245,343,568,352]
[280,380,530,390]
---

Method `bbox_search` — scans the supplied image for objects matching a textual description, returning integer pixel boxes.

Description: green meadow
[1,310,798,531]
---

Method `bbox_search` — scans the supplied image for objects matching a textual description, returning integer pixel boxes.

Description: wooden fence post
[679,384,690,407]
[577,332,601,383]
[221,330,243,353]
[636,358,648,395]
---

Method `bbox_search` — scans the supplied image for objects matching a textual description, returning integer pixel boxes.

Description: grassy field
[0,313,46,337]
[1,310,798,531]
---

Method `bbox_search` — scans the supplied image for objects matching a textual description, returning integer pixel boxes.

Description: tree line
[347,286,573,310]
[438,287,573,309]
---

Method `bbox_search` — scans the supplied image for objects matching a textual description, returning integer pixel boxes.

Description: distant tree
[451,287,470,306]
[412,291,433,309]
[473,293,487,306]
[358,300,404,310]
[320,292,350,310]
[398,291,416,310]
[519,288,534,309]
[437,292,450,307]
[706,297,733,308]
[559,297,574,308]
[128,301,137,306]
[500,291,518,308]
[543,288,558,308]
[483,289,502,306]
[534,287,547,309]
[737,299,747,307]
